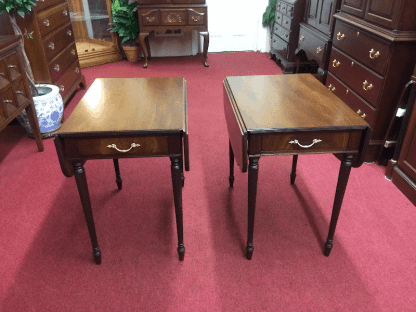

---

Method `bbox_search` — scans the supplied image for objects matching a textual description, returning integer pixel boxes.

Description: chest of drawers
[0,36,43,151]
[326,5,416,163]
[15,0,85,104]
[137,0,209,68]
[270,0,305,73]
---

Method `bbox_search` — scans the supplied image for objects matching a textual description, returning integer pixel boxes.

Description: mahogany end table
[54,77,189,264]
[223,74,372,260]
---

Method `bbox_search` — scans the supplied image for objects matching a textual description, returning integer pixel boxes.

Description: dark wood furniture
[325,0,416,163]
[137,0,209,68]
[270,0,306,73]
[16,0,86,104]
[54,77,189,264]
[296,0,341,83]
[385,66,416,206]
[223,74,371,260]
[0,36,43,152]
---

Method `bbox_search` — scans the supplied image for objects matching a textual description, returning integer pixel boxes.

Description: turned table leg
[324,154,353,256]
[139,32,149,68]
[113,158,122,190]
[246,156,260,260]
[170,156,185,261]
[73,162,101,264]
[290,155,298,185]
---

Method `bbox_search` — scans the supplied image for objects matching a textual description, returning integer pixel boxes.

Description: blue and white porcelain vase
[17,84,64,138]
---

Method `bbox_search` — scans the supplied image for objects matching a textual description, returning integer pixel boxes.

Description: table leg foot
[245,244,254,260]
[323,239,333,257]
[177,244,185,261]
[93,247,102,264]
[181,173,185,187]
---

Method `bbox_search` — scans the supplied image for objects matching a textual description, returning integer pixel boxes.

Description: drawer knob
[357,109,362,115]
[363,80,373,91]
[316,46,322,54]
[71,49,76,55]
[59,85,64,92]
[361,113,366,120]
[49,42,55,50]
[67,29,72,36]
[289,139,322,149]
[107,143,141,153]
[63,9,68,16]
[369,49,380,59]
[43,19,50,27]
[75,67,80,74]
[300,35,304,41]
[332,59,341,67]
[54,64,60,72]
[336,32,345,41]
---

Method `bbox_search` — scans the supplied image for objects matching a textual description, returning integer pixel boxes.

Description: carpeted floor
[0,52,415,311]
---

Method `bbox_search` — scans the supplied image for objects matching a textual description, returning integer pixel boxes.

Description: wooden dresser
[137,0,209,68]
[16,0,86,104]
[296,0,341,83]
[0,36,43,151]
[270,0,306,73]
[385,66,416,206]
[325,0,416,162]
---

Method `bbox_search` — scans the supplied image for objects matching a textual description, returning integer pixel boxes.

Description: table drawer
[329,47,383,108]
[48,43,78,82]
[161,9,187,26]
[37,3,71,37]
[262,130,360,154]
[0,86,19,117]
[326,73,376,129]
[64,135,170,159]
[298,26,327,67]
[42,22,74,62]
[4,51,22,81]
[333,20,390,76]
[187,8,207,25]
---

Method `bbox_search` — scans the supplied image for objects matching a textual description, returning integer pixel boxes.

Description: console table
[137,0,209,68]
[54,77,189,264]
[224,74,371,259]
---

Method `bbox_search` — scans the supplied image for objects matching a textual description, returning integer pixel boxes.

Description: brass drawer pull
[63,9,68,16]
[54,64,60,72]
[59,85,65,92]
[107,143,141,153]
[15,91,24,94]
[3,100,13,103]
[369,49,380,59]
[71,49,76,55]
[43,19,50,27]
[75,67,80,74]
[357,110,366,119]
[357,109,362,115]
[49,42,55,50]
[363,80,373,91]
[7,65,17,68]
[67,29,72,36]
[332,59,340,67]
[316,46,322,54]
[300,35,304,41]
[336,32,345,41]
[361,113,366,119]
[289,139,322,149]
[327,84,336,92]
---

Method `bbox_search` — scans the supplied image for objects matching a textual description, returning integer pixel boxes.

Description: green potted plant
[262,0,278,26]
[110,0,140,62]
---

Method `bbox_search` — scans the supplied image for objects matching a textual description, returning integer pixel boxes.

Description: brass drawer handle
[54,64,60,72]
[357,110,366,119]
[332,59,340,67]
[107,143,141,153]
[327,84,336,92]
[67,29,72,36]
[369,49,380,59]
[361,113,366,119]
[7,65,17,68]
[71,49,76,55]
[75,67,80,74]
[15,91,24,94]
[336,32,345,40]
[300,35,304,41]
[357,109,362,115]
[59,85,64,92]
[289,139,322,149]
[63,9,68,16]
[49,42,55,50]
[43,19,49,27]
[3,100,13,103]
[316,46,322,54]
[363,80,373,91]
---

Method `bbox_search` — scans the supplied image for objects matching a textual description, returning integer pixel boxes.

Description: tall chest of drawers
[270,0,305,73]
[16,0,86,104]
[326,0,416,162]
[137,0,209,68]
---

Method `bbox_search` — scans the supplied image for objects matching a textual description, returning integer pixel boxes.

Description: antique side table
[54,77,189,264]
[223,74,372,260]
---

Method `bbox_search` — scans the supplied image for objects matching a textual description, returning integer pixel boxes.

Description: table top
[58,77,187,136]
[224,74,368,133]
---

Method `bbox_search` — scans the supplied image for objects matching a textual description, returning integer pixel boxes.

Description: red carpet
[1,52,415,311]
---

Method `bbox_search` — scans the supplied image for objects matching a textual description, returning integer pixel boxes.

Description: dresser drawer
[273,24,290,42]
[55,60,81,100]
[282,15,292,30]
[275,12,283,25]
[64,135,170,159]
[161,9,187,26]
[35,0,65,13]
[271,34,288,59]
[326,72,376,128]
[37,2,71,37]
[333,20,390,76]
[329,47,383,108]
[262,130,360,154]
[0,86,18,117]
[48,43,78,82]
[12,79,30,108]
[298,26,327,67]
[280,2,287,14]
[42,22,74,61]
[0,58,9,88]
[4,52,22,81]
